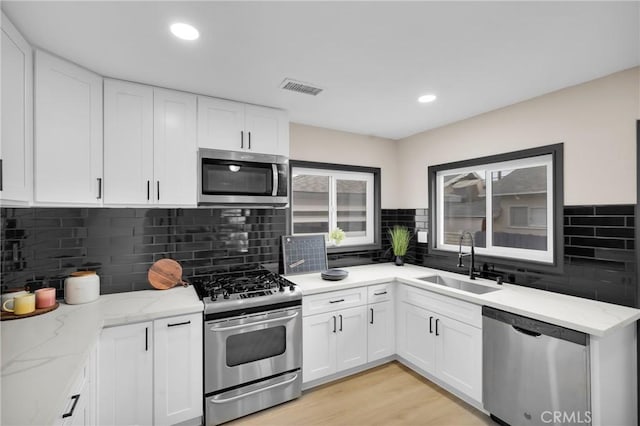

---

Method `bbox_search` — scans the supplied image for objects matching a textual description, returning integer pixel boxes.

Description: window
[429,144,563,267]
[290,162,380,249]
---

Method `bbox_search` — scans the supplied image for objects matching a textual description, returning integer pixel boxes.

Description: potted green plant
[388,225,411,266]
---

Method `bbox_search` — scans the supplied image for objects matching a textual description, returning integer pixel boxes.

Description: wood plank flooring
[229,362,495,426]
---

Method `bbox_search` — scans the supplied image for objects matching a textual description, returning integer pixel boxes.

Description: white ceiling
[3,1,639,140]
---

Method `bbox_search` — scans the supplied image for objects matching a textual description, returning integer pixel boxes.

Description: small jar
[64,271,100,304]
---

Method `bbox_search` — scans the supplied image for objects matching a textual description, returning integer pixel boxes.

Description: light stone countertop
[285,263,640,337]
[1,286,203,426]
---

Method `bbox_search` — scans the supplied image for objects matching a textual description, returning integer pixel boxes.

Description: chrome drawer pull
[210,374,298,404]
[373,291,387,296]
[329,299,344,304]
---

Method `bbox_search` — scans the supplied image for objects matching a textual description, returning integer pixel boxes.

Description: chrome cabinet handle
[168,320,191,328]
[210,373,298,404]
[157,181,160,201]
[333,316,336,333]
[373,291,387,296]
[146,180,150,200]
[370,308,374,324]
[211,311,299,332]
[429,316,433,334]
[339,314,343,331]
[329,299,344,304]
[248,131,251,149]
[145,327,149,351]
[240,131,244,148]
[435,319,440,336]
[62,394,80,418]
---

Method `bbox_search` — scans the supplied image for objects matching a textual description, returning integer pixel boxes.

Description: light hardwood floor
[229,362,495,426]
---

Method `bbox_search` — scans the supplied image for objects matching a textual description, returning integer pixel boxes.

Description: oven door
[204,307,302,393]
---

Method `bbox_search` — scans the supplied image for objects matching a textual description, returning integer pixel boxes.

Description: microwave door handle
[210,311,299,332]
[272,164,278,196]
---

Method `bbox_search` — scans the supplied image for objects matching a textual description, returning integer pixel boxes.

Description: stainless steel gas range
[192,271,303,425]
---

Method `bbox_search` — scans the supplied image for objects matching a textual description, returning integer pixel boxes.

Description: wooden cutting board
[148,259,188,290]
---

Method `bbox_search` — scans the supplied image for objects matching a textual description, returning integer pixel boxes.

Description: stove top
[192,271,302,315]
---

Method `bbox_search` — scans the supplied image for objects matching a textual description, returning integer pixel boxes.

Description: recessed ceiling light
[418,94,437,103]
[170,23,199,41]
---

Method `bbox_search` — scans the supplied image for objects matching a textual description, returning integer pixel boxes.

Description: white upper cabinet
[0,12,32,206]
[34,50,103,205]
[103,79,154,205]
[104,80,197,206]
[198,96,289,156]
[153,88,197,206]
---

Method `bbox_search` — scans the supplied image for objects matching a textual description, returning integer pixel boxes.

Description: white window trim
[292,167,375,247]
[436,154,554,264]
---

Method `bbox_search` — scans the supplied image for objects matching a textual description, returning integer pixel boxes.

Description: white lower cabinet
[367,283,395,362]
[153,313,203,426]
[56,345,97,426]
[302,305,367,383]
[396,301,436,372]
[98,313,202,426]
[98,321,153,426]
[396,284,482,403]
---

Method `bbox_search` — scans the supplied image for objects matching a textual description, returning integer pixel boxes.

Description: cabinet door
[335,305,367,373]
[153,313,203,426]
[367,300,395,362]
[103,79,154,205]
[0,12,32,205]
[435,315,482,402]
[396,302,435,373]
[153,88,197,206]
[302,311,337,383]
[98,322,153,426]
[244,104,288,156]
[197,96,244,151]
[34,50,103,205]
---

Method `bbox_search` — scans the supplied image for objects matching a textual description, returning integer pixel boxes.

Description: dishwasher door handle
[512,325,542,337]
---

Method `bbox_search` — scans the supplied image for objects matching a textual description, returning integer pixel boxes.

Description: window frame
[289,160,381,253]
[428,144,564,272]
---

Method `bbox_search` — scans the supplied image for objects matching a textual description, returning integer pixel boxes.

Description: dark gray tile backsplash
[1,208,287,295]
[1,204,637,307]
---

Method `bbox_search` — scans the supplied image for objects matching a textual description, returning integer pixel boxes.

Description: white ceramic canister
[64,271,100,304]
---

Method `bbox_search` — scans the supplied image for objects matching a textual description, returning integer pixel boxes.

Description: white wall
[396,67,640,208]
[289,123,400,209]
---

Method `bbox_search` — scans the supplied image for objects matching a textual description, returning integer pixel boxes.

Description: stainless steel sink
[416,275,502,294]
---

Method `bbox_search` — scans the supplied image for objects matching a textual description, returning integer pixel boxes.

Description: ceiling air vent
[280,78,323,96]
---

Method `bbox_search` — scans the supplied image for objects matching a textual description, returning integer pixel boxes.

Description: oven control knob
[289,284,295,292]
[279,284,285,292]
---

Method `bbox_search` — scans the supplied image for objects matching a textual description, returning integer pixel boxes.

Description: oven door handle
[209,311,299,332]
[209,373,299,404]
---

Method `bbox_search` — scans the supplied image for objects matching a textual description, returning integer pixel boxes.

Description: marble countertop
[1,286,203,426]
[285,263,640,337]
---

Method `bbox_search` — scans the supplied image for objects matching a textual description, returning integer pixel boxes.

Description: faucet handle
[456,253,464,268]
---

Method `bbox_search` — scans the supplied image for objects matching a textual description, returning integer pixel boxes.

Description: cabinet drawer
[368,283,393,303]
[400,285,481,328]
[303,287,367,316]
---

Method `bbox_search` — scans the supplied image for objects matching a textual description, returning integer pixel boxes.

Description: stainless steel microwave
[198,148,289,207]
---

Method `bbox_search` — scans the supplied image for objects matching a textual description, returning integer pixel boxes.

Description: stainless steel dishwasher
[483,306,591,426]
